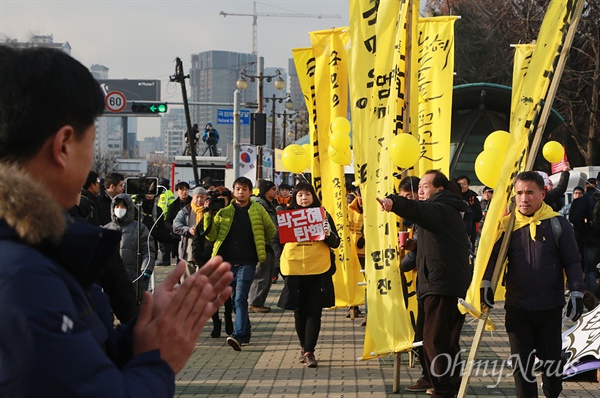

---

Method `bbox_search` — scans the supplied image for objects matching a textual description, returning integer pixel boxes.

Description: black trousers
[505,305,563,398]
[414,298,429,382]
[293,274,323,353]
[422,295,465,398]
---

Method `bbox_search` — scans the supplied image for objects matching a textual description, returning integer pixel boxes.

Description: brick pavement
[153,265,600,397]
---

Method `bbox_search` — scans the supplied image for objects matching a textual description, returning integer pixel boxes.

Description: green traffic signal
[131,102,168,114]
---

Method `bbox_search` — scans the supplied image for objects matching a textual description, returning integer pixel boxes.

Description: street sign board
[217,109,251,125]
[97,79,161,115]
[105,91,127,113]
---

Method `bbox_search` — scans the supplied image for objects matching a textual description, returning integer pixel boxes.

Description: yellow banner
[464,0,580,314]
[350,0,418,360]
[415,16,457,176]
[307,28,365,309]
[511,43,536,121]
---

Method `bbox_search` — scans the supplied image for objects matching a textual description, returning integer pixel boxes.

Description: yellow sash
[500,201,560,240]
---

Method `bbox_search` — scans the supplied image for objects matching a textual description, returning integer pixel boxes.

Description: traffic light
[131,102,168,114]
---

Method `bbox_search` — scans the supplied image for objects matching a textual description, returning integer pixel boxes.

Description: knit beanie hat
[259,180,276,196]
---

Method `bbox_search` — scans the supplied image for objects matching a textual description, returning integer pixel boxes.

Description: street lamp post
[293,113,303,141]
[265,94,294,150]
[269,108,297,148]
[236,56,285,184]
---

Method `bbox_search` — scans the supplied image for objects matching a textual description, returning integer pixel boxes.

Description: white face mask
[114,208,127,219]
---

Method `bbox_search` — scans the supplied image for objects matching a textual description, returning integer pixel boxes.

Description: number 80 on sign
[105,91,127,113]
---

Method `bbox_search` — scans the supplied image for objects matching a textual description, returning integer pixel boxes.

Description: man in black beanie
[249,180,280,313]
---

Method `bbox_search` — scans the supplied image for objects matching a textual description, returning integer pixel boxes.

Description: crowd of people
[1,47,598,398]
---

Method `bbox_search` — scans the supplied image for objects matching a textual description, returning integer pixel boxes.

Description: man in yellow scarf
[481,171,585,398]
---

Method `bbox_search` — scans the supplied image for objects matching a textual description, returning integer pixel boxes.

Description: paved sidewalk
[153,265,600,397]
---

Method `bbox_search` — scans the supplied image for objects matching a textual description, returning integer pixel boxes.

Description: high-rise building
[189,51,257,159]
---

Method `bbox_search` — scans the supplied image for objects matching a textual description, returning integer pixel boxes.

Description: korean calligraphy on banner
[415,17,457,176]
[277,207,326,244]
[304,27,366,310]
[349,0,418,360]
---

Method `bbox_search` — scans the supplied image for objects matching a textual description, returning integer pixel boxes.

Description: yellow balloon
[389,134,420,168]
[330,130,351,152]
[302,144,311,159]
[282,144,309,174]
[328,146,351,165]
[484,130,510,153]
[330,117,351,135]
[475,149,506,188]
[542,141,564,163]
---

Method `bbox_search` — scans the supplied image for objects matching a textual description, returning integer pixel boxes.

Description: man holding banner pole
[481,171,584,398]
[378,170,472,398]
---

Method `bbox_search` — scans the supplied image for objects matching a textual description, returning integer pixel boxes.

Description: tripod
[202,142,218,156]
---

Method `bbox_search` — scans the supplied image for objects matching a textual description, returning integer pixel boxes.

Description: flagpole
[457,1,585,396]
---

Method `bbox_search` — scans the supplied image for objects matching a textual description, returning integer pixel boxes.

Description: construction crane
[220,1,341,56]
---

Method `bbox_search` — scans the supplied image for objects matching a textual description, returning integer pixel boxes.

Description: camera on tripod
[207,190,226,211]
[125,177,159,196]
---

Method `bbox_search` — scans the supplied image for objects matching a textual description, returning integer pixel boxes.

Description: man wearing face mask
[103,194,156,290]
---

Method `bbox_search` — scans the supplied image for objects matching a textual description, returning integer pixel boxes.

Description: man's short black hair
[0,46,105,164]
[175,181,190,191]
[83,170,99,190]
[104,172,125,190]
[233,177,253,191]
[515,171,545,191]
[399,176,420,193]
[455,175,470,185]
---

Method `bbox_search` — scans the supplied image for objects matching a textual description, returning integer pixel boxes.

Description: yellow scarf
[501,201,560,240]
[191,201,204,221]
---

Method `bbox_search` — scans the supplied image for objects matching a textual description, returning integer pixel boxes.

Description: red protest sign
[277,207,326,244]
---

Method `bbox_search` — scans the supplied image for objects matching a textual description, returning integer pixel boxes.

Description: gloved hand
[323,219,331,236]
[480,280,495,309]
[566,291,584,322]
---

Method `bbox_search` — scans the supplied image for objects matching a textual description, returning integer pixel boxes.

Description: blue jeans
[231,263,256,341]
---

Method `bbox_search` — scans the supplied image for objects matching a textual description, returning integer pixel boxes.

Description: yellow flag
[511,43,536,122]
[463,0,582,315]
[415,17,457,176]
[306,28,365,309]
[350,0,417,360]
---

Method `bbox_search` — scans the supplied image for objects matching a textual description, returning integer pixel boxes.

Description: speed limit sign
[105,91,127,113]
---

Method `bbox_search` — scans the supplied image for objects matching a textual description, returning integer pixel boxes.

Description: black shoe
[210,319,222,338]
[227,336,242,351]
[303,352,318,368]
[225,313,233,336]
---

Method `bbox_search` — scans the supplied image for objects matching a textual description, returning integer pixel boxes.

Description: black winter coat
[389,190,472,299]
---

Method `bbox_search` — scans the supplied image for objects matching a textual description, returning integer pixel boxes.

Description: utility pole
[170,57,200,186]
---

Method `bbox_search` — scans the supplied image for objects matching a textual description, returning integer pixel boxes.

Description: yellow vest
[280,241,331,276]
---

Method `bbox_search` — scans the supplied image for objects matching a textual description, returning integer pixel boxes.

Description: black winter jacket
[484,216,584,311]
[389,190,472,299]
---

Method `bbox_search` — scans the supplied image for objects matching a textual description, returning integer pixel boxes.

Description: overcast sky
[1,0,349,137]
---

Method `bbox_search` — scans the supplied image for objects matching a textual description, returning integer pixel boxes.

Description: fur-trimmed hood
[0,162,66,245]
